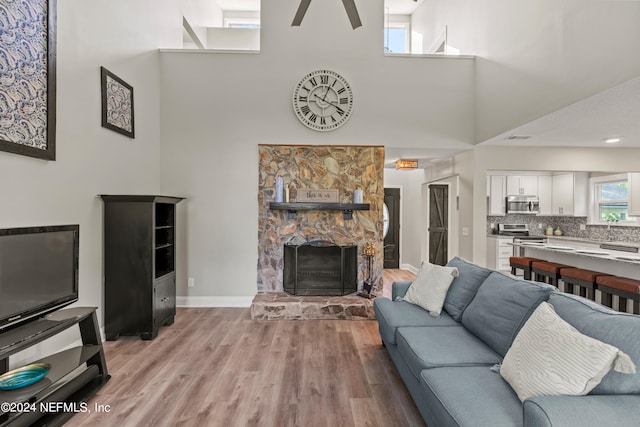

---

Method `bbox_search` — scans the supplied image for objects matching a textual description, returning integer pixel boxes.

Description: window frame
[589,174,637,225]
[384,14,410,54]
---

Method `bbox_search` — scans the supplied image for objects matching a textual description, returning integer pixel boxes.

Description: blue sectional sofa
[373,257,640,427]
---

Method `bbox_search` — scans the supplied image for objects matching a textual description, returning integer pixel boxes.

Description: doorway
[428,184,448,265]
[383,188,400,268]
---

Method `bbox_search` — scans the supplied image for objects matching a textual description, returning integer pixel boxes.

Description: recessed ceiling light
[505,135,532,140]
[604,137,621,144]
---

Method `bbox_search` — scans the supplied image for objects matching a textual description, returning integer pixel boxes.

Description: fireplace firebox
[284,243,357,296]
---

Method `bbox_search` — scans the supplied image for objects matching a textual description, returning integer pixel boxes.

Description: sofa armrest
[391,281,412,300]
[524,395,640,427]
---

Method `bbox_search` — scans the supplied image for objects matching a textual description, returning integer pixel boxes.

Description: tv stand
[0,307,109,426]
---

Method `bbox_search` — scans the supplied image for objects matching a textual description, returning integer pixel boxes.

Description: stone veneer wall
[257,145,384,294]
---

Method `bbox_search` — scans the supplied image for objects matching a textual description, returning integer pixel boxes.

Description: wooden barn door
[428,185,448,265]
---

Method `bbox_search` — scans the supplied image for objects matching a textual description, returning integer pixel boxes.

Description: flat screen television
[0,225,79,331]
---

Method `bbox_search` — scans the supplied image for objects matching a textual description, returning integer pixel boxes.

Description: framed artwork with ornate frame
[100,67,135,139]
[0,0,57,160]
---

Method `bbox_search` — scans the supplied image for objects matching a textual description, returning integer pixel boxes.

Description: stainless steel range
[497,224,547,256]
[497,223,530,237]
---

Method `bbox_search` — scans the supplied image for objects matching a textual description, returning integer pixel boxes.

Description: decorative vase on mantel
[358,241,376,299]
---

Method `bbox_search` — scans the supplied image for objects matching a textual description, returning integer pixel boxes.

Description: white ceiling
[479,76,640,149]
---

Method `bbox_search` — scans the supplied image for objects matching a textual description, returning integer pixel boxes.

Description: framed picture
[0,0,57,160]
[100,67,135,138]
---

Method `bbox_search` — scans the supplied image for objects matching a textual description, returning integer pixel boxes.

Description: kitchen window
[591,174,637,224]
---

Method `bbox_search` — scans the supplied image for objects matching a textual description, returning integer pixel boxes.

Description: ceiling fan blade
[291,0,312,26]
[342,0,362,29]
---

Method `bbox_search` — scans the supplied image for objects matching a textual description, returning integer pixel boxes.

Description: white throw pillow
[403,262,459,317]
[500,302,636,402]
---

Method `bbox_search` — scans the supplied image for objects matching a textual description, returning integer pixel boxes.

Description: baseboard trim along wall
[176,296,254,308]
[401,263,419,274]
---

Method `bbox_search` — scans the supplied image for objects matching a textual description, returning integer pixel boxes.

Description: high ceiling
[479,76,640,149]
[212,1,640,168]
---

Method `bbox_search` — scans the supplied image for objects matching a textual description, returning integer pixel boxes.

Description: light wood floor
[66,270,423,427]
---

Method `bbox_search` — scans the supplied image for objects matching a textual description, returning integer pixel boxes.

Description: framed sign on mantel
[0,0,57,160]
[297,189,339,203]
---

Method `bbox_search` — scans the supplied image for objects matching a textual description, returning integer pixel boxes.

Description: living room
[1,0,640,425]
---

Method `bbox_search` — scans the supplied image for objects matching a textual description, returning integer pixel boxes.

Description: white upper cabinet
[551,172,588,216]
[488,175,506,215]
[537,175,553,215]
[506,175,538,196]
[628,173,640,217]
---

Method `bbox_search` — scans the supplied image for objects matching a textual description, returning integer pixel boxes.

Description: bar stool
[560,268,611,301]
[509,256,545,280]
[531,261,571,288]
[596,276,640,314]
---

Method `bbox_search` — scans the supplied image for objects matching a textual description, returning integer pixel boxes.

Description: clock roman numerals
[293,70,353,131]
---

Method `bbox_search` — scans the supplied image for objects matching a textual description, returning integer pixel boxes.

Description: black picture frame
[0,0,57,160]
[100,67,135,139]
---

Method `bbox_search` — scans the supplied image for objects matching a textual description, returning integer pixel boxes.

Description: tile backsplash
[487,214,640,244]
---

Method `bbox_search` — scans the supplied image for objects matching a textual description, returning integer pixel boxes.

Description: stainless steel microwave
[506,195,539,214]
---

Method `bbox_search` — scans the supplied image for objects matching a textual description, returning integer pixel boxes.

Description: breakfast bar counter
[511,238,640,279]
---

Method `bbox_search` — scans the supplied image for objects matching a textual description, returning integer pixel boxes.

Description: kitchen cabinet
[506,175,538,196]
[487,175,506,215]
[551,172,588,216]
[629,173,640,217]
[486,236,512,273]
[537,175,553,215]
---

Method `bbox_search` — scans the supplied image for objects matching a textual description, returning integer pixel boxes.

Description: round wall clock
[292,69,354,131]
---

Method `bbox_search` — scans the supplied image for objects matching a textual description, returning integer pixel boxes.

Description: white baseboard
[176,296,254,308]
[400,263,419,274]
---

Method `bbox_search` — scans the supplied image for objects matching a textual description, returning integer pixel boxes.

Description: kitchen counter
[542,235,640,250]
[511,240,640,279]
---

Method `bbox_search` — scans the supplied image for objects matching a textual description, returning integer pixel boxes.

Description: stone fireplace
[256,145,384,312]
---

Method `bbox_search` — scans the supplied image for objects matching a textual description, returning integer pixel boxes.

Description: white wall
[0,0,183,365]
[207,28,260,50]
[160,0,475,302]
[182,0,223,47]
[412,0,640,142]
[384,169,425,270]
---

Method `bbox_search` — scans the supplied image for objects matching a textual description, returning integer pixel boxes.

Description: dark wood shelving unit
[0,307,109,427]
[269,202,370,219]
[100,195,184,341]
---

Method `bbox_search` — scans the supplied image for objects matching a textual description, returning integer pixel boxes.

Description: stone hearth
[250,292,375,320]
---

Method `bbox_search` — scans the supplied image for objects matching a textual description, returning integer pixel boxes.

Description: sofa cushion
[461,271,554,356]
[443,257,493,321]
[500,302,635,401]
[420,366,523,427]
[524,395,640,427]
[373,298,459,345]
[403,261,459,316]
[548,292,640,395]
[396,326,502,381]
